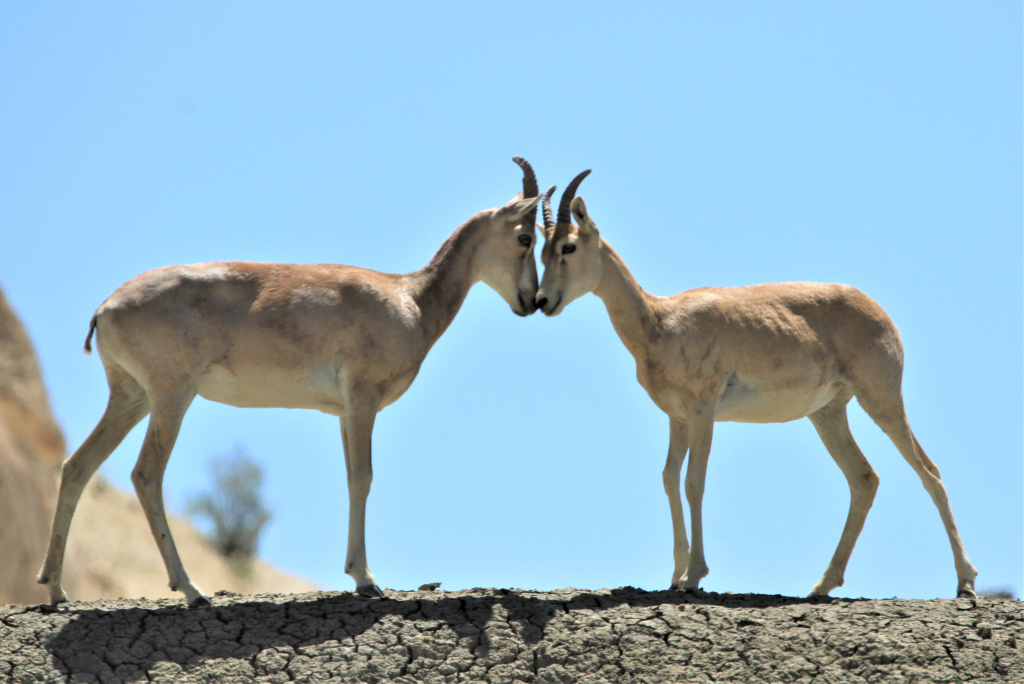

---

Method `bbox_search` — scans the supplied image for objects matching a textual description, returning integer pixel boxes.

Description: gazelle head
[535,169,599,316]
[475,157,544,316]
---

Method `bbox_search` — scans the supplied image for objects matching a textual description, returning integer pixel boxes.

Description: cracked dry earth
[1,588,1021,683]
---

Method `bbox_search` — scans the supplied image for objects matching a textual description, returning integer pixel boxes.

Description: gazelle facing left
[38,158,545,608]
[535,171,977,598]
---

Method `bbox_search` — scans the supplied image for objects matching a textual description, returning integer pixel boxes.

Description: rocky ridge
[1,587,1020,683]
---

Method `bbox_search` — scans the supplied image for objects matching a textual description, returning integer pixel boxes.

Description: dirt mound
[1,588,1020,683]
[0,287,315,605]
[64,475,318,603]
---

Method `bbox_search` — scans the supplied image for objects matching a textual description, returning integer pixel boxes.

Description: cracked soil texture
[1,588,1021,683]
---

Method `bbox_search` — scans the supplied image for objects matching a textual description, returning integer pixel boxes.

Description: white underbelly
[197,364,344,413]
[714,378,841,424]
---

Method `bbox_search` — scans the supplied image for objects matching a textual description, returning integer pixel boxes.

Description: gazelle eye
[561,243,576,255]
[518,234,532,247]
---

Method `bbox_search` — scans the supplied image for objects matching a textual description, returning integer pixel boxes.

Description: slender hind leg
[37,365,150,605]
[807,392,879,596]
[131,387,210,608]
[341,389,383,597]
[662,417,690,589]
[858,393,977,597]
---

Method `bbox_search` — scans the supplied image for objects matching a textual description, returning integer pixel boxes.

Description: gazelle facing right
[37,158,545,608]
[535,172,977,598]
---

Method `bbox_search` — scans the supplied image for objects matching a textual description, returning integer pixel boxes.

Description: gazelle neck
[407,217,486,347]
[593,239,660,358]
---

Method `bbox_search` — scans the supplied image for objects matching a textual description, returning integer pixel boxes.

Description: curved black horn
[512,156,539,198]
[542,185,557,230]
[512,156,540,231]
[557,169,591,225]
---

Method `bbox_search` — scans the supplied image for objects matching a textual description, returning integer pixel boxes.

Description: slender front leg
[341,393,384,597]
[662,417,690,590]
[682,406,714,590]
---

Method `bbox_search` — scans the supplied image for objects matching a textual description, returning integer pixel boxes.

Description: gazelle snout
[515,290,538,316]
[534,289,562,317]
[490,272,538,317]
[512,248,540,316]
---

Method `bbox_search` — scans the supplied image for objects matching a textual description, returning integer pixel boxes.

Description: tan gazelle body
[38,158,545,607]
[535,172,976,598]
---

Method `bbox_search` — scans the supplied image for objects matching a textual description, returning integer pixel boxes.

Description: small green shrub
[188,445,272,560]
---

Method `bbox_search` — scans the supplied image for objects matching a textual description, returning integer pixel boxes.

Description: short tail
[84,316,98,355]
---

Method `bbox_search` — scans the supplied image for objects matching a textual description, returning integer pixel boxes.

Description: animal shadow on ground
[40,588,832,674]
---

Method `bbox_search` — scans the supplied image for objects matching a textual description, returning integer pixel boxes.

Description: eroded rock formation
[0,287,68,605]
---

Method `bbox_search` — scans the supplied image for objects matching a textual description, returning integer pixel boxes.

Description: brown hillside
[0,287,315,606]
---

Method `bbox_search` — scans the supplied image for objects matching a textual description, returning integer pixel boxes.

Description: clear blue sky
[1,2,1020,601]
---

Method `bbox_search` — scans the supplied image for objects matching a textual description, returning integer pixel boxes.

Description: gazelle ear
[495,194,542,224]
[570,196,599,236]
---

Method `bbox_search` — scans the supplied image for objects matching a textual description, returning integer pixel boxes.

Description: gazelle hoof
[188,595,213,609]
[357,584,385,598]
[44,591,69,606]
